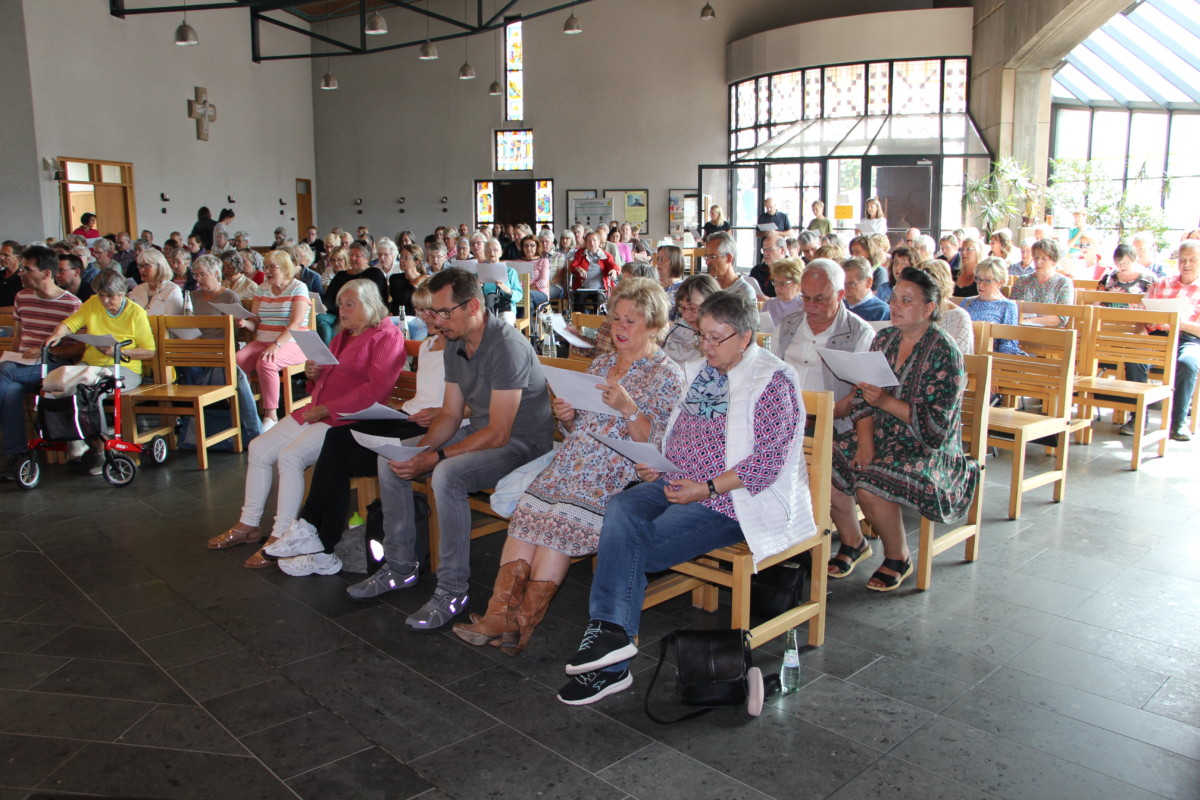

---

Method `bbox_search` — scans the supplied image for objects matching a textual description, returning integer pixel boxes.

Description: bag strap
[643,633,715,725]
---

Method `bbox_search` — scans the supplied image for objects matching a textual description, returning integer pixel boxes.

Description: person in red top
[1145,239,1200,441]
[71,213,101,241]
[569,231,619,311]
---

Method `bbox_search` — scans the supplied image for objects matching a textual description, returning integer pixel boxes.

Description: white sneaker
[67,440,88,461]
[279,552,342,576]
[261,417,277,432]
[88,454,105,477]
[264,519,322,557]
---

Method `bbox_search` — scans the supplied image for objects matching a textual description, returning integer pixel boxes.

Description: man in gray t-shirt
[346,269,553,631]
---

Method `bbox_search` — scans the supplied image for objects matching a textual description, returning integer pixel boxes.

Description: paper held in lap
[341,402,408,421]
[1142,297,1194,316]
[1,351,36,366]
[67,333,118,348]
[817,348,899,388]
[210,302,255,319]
[541,365,612,415]
[292,330,338,365]
[548,313,592,348]
[589,434,678,472]
[351,430,427,462]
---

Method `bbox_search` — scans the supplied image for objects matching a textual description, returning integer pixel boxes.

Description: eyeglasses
[770,279,794,287]
[693,330,739,347]
[703,253,726,262]
[677,302,700,314]
[974,276,1000,285]
[428,299,470,319]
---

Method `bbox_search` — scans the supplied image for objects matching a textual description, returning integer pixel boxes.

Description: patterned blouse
[662,367,800,521]
[1011,272,1073,305]
[960,296,1021,354]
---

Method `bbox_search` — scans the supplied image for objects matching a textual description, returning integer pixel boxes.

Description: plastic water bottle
[348,511,365,527]
[398,305,408,335]
[781,628,801,694]
[181,290,193,315]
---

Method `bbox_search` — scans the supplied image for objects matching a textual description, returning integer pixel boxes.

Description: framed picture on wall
[605,189,649,234]
[668,189,696,237]
[565,189,597,225]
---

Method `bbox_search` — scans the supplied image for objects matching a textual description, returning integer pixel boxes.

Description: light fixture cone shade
[365,11,387,35]
[563,13,582,34]
[418,40,439,60]
[320,71,338,90]
[458,61,476,79]
[700,3,715,20]
[488,79,502,95]
[175,20,199,45]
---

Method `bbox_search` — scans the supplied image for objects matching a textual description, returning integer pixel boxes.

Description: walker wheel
[148,436,169,465]
[15,455,40,490]
[103,454,137,487]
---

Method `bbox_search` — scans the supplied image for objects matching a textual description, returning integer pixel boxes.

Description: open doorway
[59,158,136,239]
[475,178,555,231]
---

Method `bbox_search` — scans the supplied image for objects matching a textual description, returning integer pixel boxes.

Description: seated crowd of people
[1,204,1196,708]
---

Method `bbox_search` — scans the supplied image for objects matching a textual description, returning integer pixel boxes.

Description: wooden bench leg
[807,534,829,647]
[1008,434,1026,520]
[1052,432,1069,502]
[194,404,209,471]
[917,518,934,591]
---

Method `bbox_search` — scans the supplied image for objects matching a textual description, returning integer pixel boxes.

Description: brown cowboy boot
[500,579,559,655]
[452,559,530,646]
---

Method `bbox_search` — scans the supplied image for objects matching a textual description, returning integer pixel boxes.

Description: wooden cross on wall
[187,86,217,141]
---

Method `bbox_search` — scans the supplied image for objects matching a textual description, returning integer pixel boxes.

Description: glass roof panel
[737,113,989,162]
[764,117,861,160]
[828,116,888,157]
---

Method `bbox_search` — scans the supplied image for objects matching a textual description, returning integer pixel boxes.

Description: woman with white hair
[129,249,184,316]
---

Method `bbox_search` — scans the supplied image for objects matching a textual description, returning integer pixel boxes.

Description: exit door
[863,157,939,244]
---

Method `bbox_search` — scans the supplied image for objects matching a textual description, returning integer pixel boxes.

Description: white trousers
[239,416,329,538]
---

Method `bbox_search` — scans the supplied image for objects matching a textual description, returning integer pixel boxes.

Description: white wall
[0,0,47,242]
[19,0,316,244]
[726,8,974,85]
[312,0,937,239]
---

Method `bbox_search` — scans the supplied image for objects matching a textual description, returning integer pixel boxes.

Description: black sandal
[828,539,873,579]
[866,557,914,592]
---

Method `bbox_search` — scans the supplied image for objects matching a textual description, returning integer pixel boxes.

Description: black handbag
[643,628,775,724]
[750,553,810,620]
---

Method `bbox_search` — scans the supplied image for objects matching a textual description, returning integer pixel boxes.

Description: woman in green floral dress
[826,268,979,592]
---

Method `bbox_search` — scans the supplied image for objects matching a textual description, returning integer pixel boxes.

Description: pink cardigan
[291,322,407,426]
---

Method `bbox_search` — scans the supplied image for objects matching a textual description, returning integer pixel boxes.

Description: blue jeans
[589,480,744,667]
[0,362,44,456]
[1173,336,1200,430]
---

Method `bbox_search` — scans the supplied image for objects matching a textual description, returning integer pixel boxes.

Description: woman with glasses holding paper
[210,281,406,570]
[825,267,978,593]
[452,277,682,655]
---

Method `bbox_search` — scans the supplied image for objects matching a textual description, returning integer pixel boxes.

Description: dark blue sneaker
[565,619,638,675]
[557,668,632,706]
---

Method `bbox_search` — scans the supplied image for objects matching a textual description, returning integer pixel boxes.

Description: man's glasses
[428,299,469,319]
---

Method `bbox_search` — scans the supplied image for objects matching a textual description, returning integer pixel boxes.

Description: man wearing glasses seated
[346,268,554,629]
[704,231,759,306]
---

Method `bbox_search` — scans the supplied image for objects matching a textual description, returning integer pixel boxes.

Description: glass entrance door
[699,164,760,271]
[864,157,939,244]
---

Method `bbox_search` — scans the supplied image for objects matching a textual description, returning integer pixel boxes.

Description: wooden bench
[641,389,834,649]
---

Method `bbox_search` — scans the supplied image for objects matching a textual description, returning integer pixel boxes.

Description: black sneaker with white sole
[557,668,632,706]
[565,619,638,676]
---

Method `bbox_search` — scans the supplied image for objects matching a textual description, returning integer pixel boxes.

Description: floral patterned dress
[831,325,979,523]
[509,349,684,556]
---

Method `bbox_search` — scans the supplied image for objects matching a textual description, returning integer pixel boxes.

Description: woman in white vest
[556,291,815,707]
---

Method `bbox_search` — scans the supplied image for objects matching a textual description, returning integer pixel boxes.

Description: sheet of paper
[210,302,255,319]
[476,262,509,284]
[341,402,408,421]
[757,222,777,232]
[351,430,427,462]
[549,313,593,349]
[309,291,327,314]
[448,259,478,274]
[292,330,338,365]
[817,348,899,388]
[868,320,892,332]
[67,333,118,348]
[508,259,536,275]
[167,327,203,340]
[0,351,35,366]
[1143,297,1194,315]
[589,434,679,472]
[758,311,777,333]
[541,365,612,415]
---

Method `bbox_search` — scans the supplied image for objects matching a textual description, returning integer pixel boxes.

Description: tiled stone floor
[0,424,1197,799]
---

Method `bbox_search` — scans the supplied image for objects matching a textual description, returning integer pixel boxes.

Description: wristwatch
[625,407,638,422]
[706,479,719,499]
[437,448,447,462]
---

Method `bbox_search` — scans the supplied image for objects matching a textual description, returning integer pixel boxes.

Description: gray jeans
[377,427,550,594]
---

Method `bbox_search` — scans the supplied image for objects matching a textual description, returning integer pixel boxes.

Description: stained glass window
[772,72,803,124]
[535,179,554,224]
[505,21,524,122]
[736,82,756,129]
[803,69,821,120]
[893,60,942,115]
[867,62,890,116]
[757,77,770,128]
[823,64,865,118]
[476,181,494,223]
[495,129,533,171]
[943,58,968,114]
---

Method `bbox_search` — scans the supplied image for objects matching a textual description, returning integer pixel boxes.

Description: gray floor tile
[89,579,183,617]
[0,622,71,654]
[825,755,994,800]
[895,607,1035,665]
[203,676,321,737]
[1042,617,1200,684]
[0,550,60,575]
[70,561,160,594]
[0,732,82,789]
[205,591,356,668]
[1068,592,1200,654]
[1007,638,1168,706]
[0,595,49,623]
[115,704,246,755]
[169,647,278,703]
[337,604,497,685]
[30,658,192,705]
[1144,676,1200,728]
[891,715,1165,800]
[37,741,296,800]
[114,600,209,642]
[287,746,433,800]
[144,551,277,611]
[0,688,151,740]
[409,725,626,800]
[240,708,372,780]
[846,656,974,712]
[33,626,149,664]
[140,622,242,669]
[17,594,115,629]
[907,584,1063,637]
[773,674,932,751]
[596,742,773,800]
[0,652,69,691]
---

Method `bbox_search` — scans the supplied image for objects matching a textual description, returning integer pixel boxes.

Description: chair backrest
[154,315,237,375]
[983,323,1078,418]
[971,320,987,353]
[800,389,833,535]
[959,354,992,458]
[1072,278,1101,291]
[571,312,606,331]
[538,355,591,373]
[1017,301,1094,366]
[1074,289,1143,307]
[0,311,14,353]
[1082,306,1181,384]
[519,272,533,325]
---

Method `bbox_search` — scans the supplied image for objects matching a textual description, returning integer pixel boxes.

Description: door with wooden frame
[59,158,136,239]
[295,179,313,240]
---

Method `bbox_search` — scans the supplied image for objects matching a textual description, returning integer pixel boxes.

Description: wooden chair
[1072,278,1101,291]
[641,389,833,649]
[1074,289,1143,307]
[122,315,242,470]
[570,312,606,332]
[980,322,1081,519]
[514,272,533,338]
[0,311,14,353]
[916,354,991,590]
[1073,306,1180,470]
[247,300,316,416]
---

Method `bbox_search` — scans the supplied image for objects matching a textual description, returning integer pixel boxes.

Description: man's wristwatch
[706,479,719,499]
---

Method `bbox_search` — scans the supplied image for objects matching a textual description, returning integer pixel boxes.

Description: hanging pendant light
[320,71,339,90]
[489,22,502,96]
[458,0,475,79]
[700,3,716,21]
[365,10,388,35]
[319,19,337,90]
[563,12,582,34]
[419,1,438,60]
[488,80,503,96]
[175,0,198,45]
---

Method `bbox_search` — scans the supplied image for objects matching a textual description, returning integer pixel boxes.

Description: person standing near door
[757,198,791,239]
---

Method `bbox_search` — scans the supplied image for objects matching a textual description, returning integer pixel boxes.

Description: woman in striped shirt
[235,249,311,430]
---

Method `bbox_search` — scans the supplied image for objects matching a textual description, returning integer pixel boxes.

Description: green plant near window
[963,157,1037,237]
[1046,158,1169,248]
